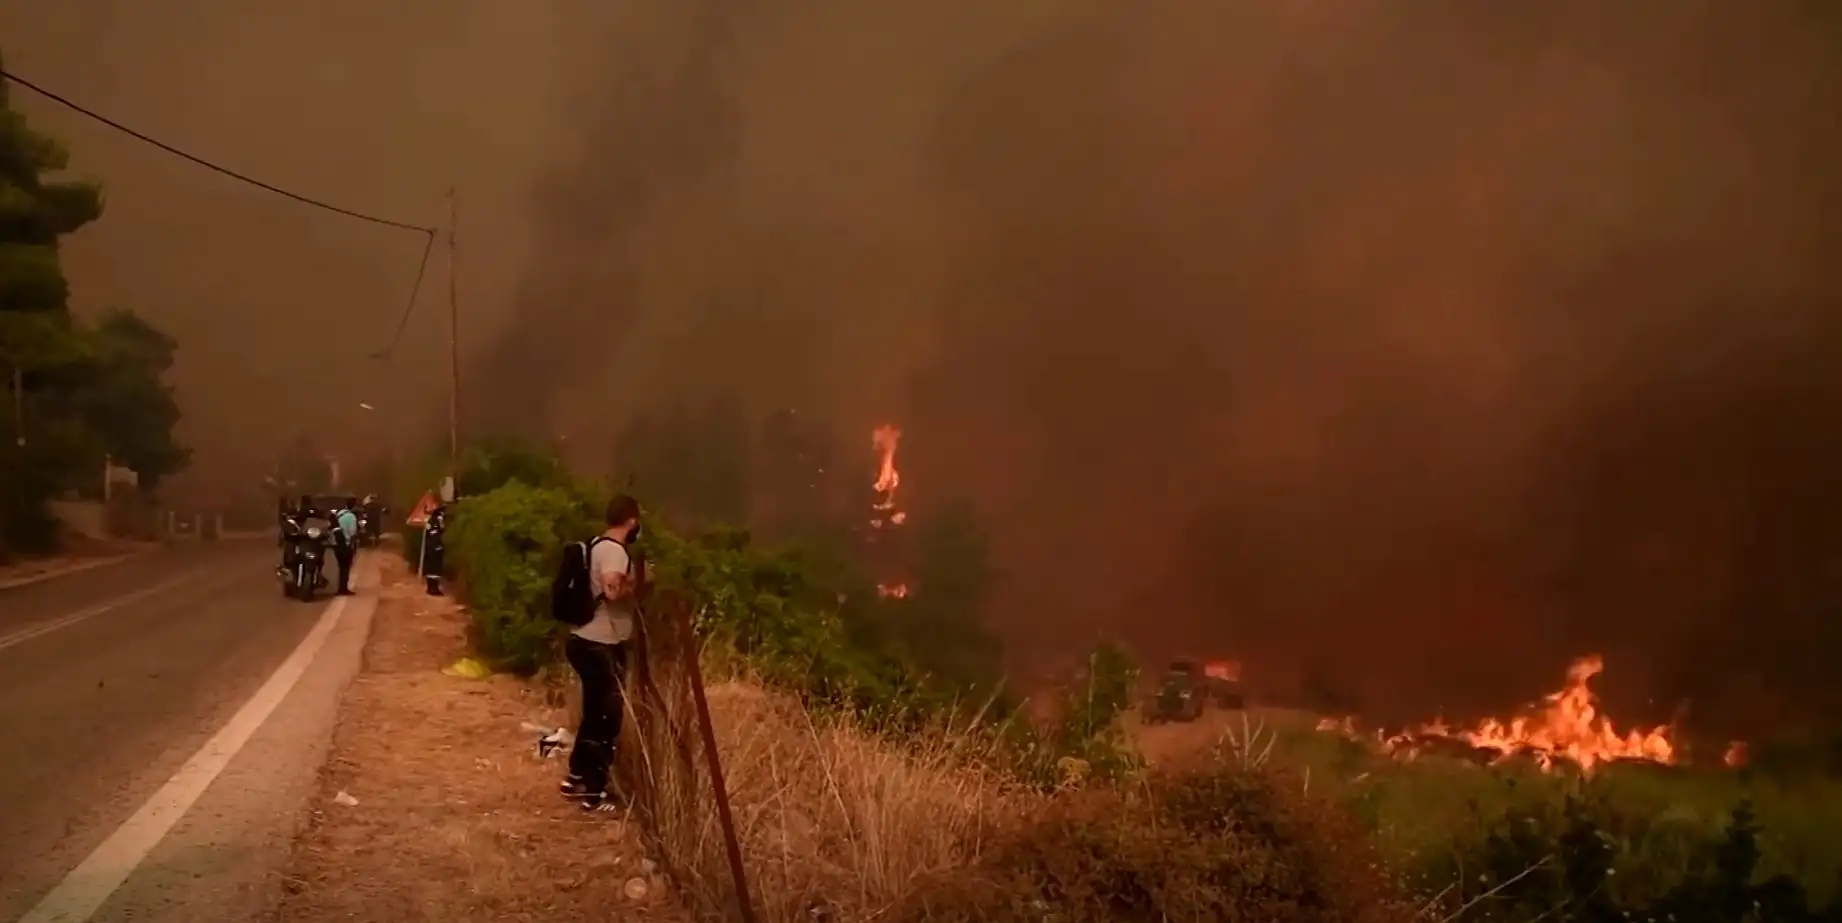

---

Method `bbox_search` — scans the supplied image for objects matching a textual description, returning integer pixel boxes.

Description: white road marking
[0,567,219,654]
[15,589,363,923]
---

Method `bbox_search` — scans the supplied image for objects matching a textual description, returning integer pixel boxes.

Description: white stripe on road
[0,568,219,654]
[15,590,364,923]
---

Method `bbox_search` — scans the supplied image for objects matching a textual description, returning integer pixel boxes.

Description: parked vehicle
[1142,658,1207,724]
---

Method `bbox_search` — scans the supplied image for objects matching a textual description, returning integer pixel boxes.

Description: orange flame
[870,425,904,530]
[1321,655,1680,773]
[1203,659,1242,683]
[873,425,901,496]
[1723,741,1748,768]
[877,583,910,599]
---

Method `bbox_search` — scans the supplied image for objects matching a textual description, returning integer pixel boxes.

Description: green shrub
[399,436,591,569]
[994,642,1144,791]
[400,524,427,571]
[1432,794,1834,923]
[444,479,597,673]
[1261,725,1842,921]
[435,443,1147,800]
[639,523,928,717]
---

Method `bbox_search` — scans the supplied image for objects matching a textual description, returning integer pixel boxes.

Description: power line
[371,230,437,360]
[1,66,444,359]
[0,67,437,235]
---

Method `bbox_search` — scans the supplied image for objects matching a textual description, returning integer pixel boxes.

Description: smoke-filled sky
[8,0,1841,732]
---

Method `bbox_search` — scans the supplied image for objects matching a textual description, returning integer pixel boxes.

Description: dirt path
[275,557,685,923]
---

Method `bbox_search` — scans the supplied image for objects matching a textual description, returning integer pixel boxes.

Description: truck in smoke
[1142,657,1246,724]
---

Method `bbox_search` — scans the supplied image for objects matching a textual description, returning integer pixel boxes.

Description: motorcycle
[278,514,334,601]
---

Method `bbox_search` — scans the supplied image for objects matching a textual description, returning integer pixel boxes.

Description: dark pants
[422,537,445,595]
[334,545,355,594]
[565,636,629,793]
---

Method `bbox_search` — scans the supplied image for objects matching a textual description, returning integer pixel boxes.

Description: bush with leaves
[639,523,933,718]
[399,437,586,569]
[444,479,598,673]
[1261,721,1842,922]
[436,442,1148,794]
[1431,793,1838,923]
[987,641,1145,792]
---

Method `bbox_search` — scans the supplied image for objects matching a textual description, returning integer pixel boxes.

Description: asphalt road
[0,539,377,923]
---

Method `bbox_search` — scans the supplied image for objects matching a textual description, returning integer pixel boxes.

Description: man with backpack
[552,493,644,812]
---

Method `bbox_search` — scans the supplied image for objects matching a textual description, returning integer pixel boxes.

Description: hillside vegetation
[417,440,1842,923]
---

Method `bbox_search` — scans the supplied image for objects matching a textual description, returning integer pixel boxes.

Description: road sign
[406,491,438,527]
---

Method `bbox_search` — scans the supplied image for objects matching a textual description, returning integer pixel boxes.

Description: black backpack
[550,537,609,627]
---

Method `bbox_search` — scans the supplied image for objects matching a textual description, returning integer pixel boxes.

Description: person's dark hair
[605,493,641,528]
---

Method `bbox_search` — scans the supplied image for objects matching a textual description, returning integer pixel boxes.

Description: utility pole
[445,187,461,489]
[10,364,22,516]
[10,364,21,449]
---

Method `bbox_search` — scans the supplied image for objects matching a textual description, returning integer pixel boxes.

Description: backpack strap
[593,537,639,605]
[582,536,608,602]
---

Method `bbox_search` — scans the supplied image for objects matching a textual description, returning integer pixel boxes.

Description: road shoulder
[273,556,682,922]
[64,558,380,923]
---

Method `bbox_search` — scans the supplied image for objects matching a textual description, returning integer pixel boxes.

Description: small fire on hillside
[869,424,910,599]
[1317,655,1682,773]
[870,425,905,530]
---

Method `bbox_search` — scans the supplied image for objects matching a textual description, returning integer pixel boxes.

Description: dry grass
[622,611,1406,923]
[276,557,688,923]
[623,616,1035,923]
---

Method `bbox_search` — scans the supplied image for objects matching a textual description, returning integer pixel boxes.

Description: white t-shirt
[572,538,635,645]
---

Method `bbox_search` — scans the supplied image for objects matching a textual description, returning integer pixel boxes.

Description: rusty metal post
[676,604,758,923]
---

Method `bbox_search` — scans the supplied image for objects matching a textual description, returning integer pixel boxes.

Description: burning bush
[1260,709,1842,919]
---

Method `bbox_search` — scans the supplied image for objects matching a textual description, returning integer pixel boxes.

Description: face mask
[627,523,643,544]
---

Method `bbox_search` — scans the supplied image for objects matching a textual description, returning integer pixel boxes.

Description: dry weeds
[626,654,1036,923]
[276,556,687,923]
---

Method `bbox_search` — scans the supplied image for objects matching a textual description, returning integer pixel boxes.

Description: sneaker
[560,777,594,800]
[582,791,627,814]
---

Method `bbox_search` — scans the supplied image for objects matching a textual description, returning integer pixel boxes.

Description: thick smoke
[911,0,1842,729]
[471,0,746,437]
[489,0,1842,734]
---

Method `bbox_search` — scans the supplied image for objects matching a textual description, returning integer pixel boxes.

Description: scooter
[278,516,333,601]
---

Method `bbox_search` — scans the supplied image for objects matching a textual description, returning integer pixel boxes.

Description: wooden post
[445,187,461,487]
